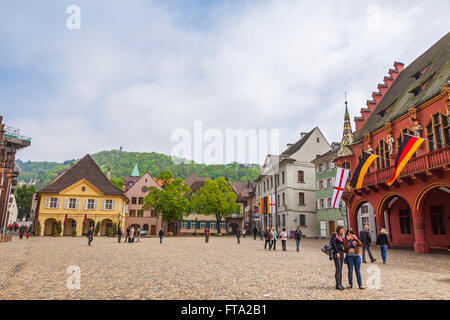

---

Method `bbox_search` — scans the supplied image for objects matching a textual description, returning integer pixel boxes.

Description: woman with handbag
[343,229,365,289]
[331,225,345,290]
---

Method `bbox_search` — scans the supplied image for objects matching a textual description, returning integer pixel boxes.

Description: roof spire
[336,94,355,158]
[131,162,139,177]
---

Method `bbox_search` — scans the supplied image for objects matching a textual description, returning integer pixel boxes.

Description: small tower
[337,95,355,158]
[131,162,139,177]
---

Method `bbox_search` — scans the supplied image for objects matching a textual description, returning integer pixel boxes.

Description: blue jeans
[295,239,300,251]
[159,236,163,243]
[380,245,387,263]
[345,255,362,287]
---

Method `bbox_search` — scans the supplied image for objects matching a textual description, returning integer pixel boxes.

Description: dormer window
[410,86,422,97]
[412,71,422,81]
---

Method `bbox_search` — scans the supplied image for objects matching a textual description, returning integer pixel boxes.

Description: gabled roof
[311,149,338,164]
[281,127,316,157]
[124,172,162,194]
[354,32,450,141]
[39,154,124,195]
[184,173,206,188]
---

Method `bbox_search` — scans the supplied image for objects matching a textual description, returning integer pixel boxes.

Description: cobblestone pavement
[0,235,449,300]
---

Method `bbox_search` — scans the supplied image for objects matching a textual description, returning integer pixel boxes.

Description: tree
[191,177,238,234]
[95,221,101,235]
[112,222,118,235]
[110,178,123,191]
[55,220,62,235]
[14,185,36,220]
[142,170,191,230]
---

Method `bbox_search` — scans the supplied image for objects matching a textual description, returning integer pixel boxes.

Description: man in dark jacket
[159,228,164,244]
[264,227,272,250]
[117,228,123,243]
[87,226,94,246]
[294,227,302,251]
[236,229,241,244]
[359,224,376,263]
[253,226,258,240]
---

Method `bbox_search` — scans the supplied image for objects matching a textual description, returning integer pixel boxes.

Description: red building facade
[336,33,450,253]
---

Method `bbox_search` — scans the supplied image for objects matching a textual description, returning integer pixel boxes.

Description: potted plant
[52,227,57,237]
[107,228,112,237]
[72,229,77,237]
[95,221,101,236]
[112,223,118,235]
[55,220,62,236]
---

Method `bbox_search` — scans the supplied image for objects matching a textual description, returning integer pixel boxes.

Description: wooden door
[329,221,335,237]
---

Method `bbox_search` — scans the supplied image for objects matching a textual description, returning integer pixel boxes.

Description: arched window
[143,224,149,231]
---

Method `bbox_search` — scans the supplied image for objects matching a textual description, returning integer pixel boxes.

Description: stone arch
[44,218,57,236]
[63,218,77,236]
[100,219,113,236]
[82,219,95,235]
[414,182,450,211]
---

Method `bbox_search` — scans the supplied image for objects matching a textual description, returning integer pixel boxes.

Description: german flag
[386,134,424,186]
[259,197,263,214]
[350,151,379,189]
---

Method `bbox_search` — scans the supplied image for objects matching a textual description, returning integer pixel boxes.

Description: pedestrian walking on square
[331,225,345,290]
[294,227,302,251]
[259,228,264,240]
[344,229,365,289]
[129,227,135,243]
[117,228,122,243]
[26,227,30,239]
[271,227,277,250]
[376,228,389,264]
[253,226,258,240]
[236,229,241,244]
[136,227,142,242]
[159,228,164,244]
[125,227,130,243]
[280,228,288,251]
[19,226,24,239]
[204,227,210,243]
[242,228,246,238]
[264,227,271,249]
[359,224,376,263]
[87,226,94,246]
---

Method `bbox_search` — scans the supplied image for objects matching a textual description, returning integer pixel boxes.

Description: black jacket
[376,233,389,245]
[294,230,302,240]
[330,232,344,254]
[359,230,371,245]
[159,230,164,237]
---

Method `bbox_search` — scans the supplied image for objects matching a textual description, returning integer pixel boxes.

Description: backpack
[321,242,334,260]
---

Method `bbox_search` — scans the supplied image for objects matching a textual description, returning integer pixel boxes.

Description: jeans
[118,234,122,243]
[380,245,387,263]
[346,255,362,287]
[159,236,163,244]
[333,253,344,284]
[282,240,286,251]
[264,239,270,249]
[237,237,240,244]
[205,236,209,243]
[88,236,93,246]
[272,239,276,250]
[362,245,375,262]
[295,239,300,251]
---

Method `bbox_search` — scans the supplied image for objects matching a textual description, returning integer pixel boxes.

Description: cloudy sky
[1,0,449,163]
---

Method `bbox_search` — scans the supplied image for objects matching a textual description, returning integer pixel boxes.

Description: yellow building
[35,154,128,236]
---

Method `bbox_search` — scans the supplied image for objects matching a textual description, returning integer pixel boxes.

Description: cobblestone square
[0,235,449,300]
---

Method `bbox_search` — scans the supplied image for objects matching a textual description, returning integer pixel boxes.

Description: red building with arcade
[335,33,450,253]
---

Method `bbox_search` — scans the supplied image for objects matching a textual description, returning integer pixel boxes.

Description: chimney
[300,132,307,138]
[107,168,111,181]
[287,143,293,148]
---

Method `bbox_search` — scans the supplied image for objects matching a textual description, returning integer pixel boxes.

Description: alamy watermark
[66,265,81,290]
[66,5,81,30]
[171,121,280,165]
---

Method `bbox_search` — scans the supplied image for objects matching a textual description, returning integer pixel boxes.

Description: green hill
[16,150,261,190]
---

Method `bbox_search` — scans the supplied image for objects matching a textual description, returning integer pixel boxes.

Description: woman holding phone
[343,229,365,289]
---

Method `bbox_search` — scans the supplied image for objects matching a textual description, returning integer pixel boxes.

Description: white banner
[331,167,350,209]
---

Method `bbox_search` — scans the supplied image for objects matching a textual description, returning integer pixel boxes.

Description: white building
[6,194,18,226]
[255,127,331,237]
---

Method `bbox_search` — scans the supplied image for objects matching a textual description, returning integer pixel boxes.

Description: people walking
[331,225,345,290]
[19,226,24,239]
[87,226,94,246]
[136,227,142,242]
[159,228,164,244]
[204,227,210,243]
[259,228,264,240]
[26,227,30,239]
[294,227,302,251]
[344,229,365,289]
[125,227,130,243]
[376,228,389,264]
[129,227,135,243]
[271,227,277,250]
[242,228,246,238]
[264,227,271,250]
[253,226,258,240]
[359,224,376,263]
[117,228,122,243]
[236,229,241,244]
[280,228,288,251]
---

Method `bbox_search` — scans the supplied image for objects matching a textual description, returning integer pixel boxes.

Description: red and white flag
[268,195,276,214]
[331,167,350,209]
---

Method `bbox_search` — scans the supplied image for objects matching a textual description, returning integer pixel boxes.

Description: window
[376,140,390,169]
[87,199,95,210]
[299,214,306,226]
[277,195,280,207]
[68,198,77,209]
[220,221,226,230]
[282,214,286,226]
[181,221,188,229]
[137,210,144,217]
[316,137,320,143]
[327,198,332,208]
[151,209,156,217]
[298,192,305,205]
[49,198,58,208]
[319,180,323,189]
[210,221,216,229]
[431,206,446,235]
[427,113,449,152]
[361,205,369,214]
[105,200,113,210]
[200,221,206,229]
[191,221,197,229]
[320,199,325,209]
[276,215,280,227]
[325,162,329,171]
[138,197,144,204]
[129,210,136,217]
[282,171,285,184]
[263,181,266,192]
[270,177,273,189]
[131,197,137,204]
[143,224,149,231]
[399,209,411,234]
[327,178,332,188]
[282,193,285,205]
[297,170,304,183]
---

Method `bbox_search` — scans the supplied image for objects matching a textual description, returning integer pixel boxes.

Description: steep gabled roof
[281,127,316,157]
[39,154,124,195]
[354,32,450,141]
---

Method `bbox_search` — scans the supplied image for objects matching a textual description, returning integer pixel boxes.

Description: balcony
[362,146,450,187]
[4,126,31,142]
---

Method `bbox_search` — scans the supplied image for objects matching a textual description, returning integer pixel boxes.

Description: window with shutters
[105,200,113,210]
[320,199,325,209]
[68,198,77,209]
[49,198,58,208]
[210,221,216,229]
[191,221,197,229]
[220,221,226,230]
[298,192,305,205]
[319,180,323,189]
[181,221,188,229]
[327,198,332,208]
[87,199,95,210]
[137,210,144,217]
[129,210,136,217]
[297,170,304,183]
[282,193,285,205]
[131,197,137,204]
[200,221,206,229]
[376,140,390,169]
